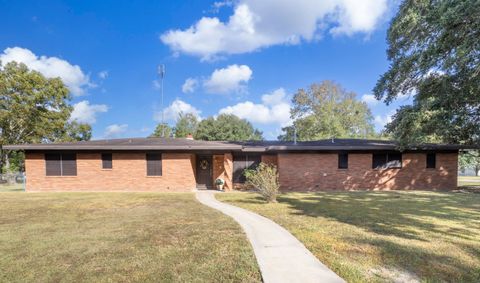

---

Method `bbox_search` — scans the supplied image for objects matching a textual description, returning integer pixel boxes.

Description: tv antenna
[157,64,166,137]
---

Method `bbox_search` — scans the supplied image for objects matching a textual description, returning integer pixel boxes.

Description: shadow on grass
[353,237,480,282]
[222,191,480,281]
[274,191,480,241]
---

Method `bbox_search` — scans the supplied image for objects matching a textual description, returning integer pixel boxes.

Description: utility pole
[157,64,166,137]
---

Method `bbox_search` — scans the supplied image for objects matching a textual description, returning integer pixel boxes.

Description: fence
[0,172,25,192]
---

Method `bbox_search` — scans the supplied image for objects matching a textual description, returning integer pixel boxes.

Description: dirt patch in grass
[218,191,480,283]
[0,192,261,282]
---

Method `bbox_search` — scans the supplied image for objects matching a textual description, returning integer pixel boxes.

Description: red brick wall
[213,154,224,188]
[278,153,458,191]
[25,151,458,192]
[212,154,233,190]
[261,154,278,166]
[223,153,233,191]
[25,152,196,192]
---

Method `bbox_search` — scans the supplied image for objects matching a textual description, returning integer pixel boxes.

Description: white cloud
[104,124,128,138]
[0,47,92,96]
[69,100,108,124]
[161,0,390,60]
[219,88,291,126]
[203,64,252,94]
[155,99,202,122]
[98,70,108,79]
[182,78,198,93]
[361,94,379,105]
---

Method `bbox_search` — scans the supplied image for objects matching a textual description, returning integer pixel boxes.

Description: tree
[174,112,198,138]
[278,81,376,141]
[61,121,92,142]
[195,114,263,141]
[0,61,86,172]
[459,151,480,176]
[373,0,480,146]
[150,123,172,138]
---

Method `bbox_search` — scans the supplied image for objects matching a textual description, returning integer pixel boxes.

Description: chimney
[186,133,194,140]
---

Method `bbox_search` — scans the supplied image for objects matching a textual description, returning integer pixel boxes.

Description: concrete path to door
[196,190,345,283]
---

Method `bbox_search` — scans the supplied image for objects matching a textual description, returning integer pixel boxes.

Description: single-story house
[4,137,465,192]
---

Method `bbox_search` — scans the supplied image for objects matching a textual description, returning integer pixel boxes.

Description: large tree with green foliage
[278,81,376,141]
[174,112,198,138]
[0,61,92,171]
[374,0,480,146]
[195,114,263,141]
[150,123,172,138]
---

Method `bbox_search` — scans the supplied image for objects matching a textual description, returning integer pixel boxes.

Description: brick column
[223,153,233,191]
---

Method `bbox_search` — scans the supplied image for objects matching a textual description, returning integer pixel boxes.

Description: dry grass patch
[0,192,261,282]
[218,191,480,283]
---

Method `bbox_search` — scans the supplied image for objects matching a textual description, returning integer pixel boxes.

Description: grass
[458,176,480,187]
[0,183,24,192]
[0,192,261,282]
[218,191,480,283]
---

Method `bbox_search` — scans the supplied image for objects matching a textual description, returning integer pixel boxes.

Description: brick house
[4,138,463,192]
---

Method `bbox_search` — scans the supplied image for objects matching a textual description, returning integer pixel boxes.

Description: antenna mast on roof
[157,64,166,137]
[293,125,297,145]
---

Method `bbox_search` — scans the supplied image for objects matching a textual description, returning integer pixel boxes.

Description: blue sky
[0,0,411,140]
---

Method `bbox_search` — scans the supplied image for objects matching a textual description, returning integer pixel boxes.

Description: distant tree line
[151,113,263,141]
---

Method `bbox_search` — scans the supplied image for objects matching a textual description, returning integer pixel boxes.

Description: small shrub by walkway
[218,191,480,283]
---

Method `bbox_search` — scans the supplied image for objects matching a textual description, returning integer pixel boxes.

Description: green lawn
[0,183,24,192]
[0,192,261,282]
[218,191,480,283]
[458,176,480,187]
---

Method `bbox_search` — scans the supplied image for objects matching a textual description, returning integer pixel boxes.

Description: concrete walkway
[196,191,344,283]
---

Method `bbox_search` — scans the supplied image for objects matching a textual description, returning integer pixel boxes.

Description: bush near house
[244,163,279,203]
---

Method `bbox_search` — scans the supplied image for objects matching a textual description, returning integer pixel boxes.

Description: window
[338,153,348,169]
[102,153,112,169]
[146,153,162,176]
[233,154,261,183]
[426,153,436,168]
[45,153,77,176]
[372,152,402,169]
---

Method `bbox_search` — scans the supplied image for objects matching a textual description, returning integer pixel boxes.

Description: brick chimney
[186,133,194,140]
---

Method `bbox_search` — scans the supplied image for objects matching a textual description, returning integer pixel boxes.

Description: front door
[196,155,213,189]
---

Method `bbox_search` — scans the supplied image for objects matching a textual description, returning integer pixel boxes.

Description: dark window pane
[426,153,436,168]
[247,155,261,169]
[102,153,112,169]
[233,155,247,183]
[372,153,387,169]
[61,153,77,176]
[387,153,402,168]
[233,154,261,183]
[45,153,61,176]
[146,153,162,176]
[338,153,348,169]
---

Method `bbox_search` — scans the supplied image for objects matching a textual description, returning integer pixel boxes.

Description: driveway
[196,190,344,283]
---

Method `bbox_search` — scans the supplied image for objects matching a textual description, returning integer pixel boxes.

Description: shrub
[244,163,279,203]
